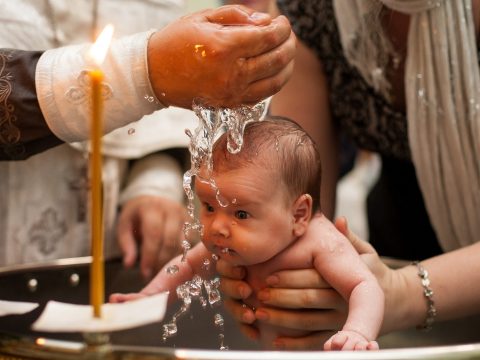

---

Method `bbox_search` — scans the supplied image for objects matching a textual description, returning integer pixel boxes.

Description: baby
[110,116,384,351]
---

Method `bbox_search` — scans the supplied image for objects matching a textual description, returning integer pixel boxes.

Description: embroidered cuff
[35,30,163,142]
[119,153,184,205]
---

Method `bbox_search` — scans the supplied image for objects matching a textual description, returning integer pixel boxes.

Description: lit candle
[86,24,114,318]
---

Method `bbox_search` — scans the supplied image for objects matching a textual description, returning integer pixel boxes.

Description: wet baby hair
[212,115,322,213]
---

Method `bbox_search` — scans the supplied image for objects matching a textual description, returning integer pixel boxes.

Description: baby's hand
[324,330,379,351]
[109,292,146,303]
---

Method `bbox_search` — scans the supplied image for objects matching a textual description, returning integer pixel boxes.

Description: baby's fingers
[109,292,145,303]
[325,332,348,351]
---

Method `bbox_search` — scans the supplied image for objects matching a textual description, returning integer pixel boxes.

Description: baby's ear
[292,194,312,237]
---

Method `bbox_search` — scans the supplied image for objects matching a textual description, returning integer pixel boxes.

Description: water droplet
[214,313,224,327]
[163,322,177,337]
[218,333,229,350]
[166,265,179,275]
[189,280,202,297]
[202,258,210,270]
[181,240,191,262]
[204,278,222,306]
[144,94,156,103]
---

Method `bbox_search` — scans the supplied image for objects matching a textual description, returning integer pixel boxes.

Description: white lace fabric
[334,0,480,251]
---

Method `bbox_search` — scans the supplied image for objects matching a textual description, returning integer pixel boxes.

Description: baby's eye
[235,210,249,220]
[204,203,214,212]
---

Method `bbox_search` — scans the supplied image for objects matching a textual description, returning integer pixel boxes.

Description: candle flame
[87,24,114,66]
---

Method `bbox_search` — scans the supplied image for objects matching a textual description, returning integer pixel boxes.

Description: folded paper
[0,300,39,316]
[32,293,168,332]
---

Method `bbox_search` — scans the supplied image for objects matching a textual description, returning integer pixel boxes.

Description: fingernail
[255,309,268,321]
[257,289,270,302]
[242,311,255,324]
[265,275,279,286]
[239,285,250,299]
[250,12,269,21]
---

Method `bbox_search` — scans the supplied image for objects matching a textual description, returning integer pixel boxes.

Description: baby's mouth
[215,246,236,256]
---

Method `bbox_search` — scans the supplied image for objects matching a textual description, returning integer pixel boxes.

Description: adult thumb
[334,216,376,255]
[207,5,271,26]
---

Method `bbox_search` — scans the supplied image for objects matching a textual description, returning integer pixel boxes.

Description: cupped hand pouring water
[147,5,296,109]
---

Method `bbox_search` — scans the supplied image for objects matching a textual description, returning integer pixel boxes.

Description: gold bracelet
[412,261,437,331]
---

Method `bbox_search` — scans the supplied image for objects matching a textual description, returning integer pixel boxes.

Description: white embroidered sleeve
[35,30,164,142]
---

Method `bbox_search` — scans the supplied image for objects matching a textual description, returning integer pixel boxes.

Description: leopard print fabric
[277,0,410,160]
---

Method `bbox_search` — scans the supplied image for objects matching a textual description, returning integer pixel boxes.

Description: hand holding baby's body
[111,215,383,352]
[217,214,384,351]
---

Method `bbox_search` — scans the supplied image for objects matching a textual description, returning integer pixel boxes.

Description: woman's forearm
[382,242,480,334]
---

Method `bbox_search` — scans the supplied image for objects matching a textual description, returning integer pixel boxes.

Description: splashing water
[214,313,224,327]
[161,273,224,342]
[219,333,229,351]
[181,240,191,262]
[202,258,211,271]
[182,99,267,243]
[164,99,268,349]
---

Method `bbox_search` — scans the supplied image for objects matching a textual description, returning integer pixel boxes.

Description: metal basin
[0,257,479,359]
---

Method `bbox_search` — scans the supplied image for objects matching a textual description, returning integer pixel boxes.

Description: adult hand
[117,195,186,279]
[217,229,348,351]
[334,216,401,335]
[249,216,403,345]
[148,5,295,109]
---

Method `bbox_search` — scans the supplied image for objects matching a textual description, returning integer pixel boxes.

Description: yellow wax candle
[87,24,113,319]
[89,68,104,318]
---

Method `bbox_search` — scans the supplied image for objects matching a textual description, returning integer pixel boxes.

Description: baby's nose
[210,214,230,237]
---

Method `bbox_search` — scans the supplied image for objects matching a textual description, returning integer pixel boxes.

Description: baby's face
[195,164,296,266]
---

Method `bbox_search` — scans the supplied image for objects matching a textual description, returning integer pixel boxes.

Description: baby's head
[196,116,321,265]
[212,115,321,213]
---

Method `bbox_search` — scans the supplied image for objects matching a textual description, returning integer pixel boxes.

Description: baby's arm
[313,232,384,351]
[109,242,211,303]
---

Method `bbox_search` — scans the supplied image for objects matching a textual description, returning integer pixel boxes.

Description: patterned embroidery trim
[0,51,21,145]
[65,69,113,104]
[28,208,67,256]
